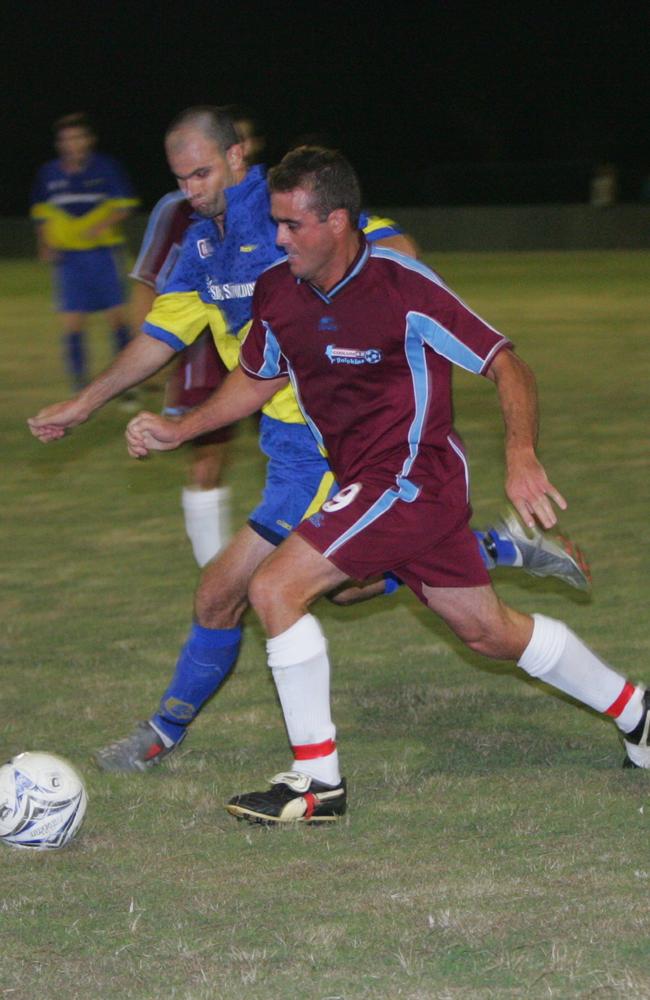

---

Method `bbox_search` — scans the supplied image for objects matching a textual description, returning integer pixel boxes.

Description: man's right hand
[125,411,183,458]
[27,398,90,442]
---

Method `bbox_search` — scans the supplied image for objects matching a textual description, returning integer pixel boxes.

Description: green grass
[1,252,650,999]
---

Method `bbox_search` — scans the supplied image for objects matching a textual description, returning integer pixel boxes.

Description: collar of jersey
[303,233,370,303]
[189,164,267,230]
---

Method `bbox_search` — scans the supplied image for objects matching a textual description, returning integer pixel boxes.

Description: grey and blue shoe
[93,721,183,773]
[486,508,591,591]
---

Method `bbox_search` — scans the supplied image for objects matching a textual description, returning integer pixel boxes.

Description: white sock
[267,614,341,786]
[182,486,231,567]
[518,613,644,730]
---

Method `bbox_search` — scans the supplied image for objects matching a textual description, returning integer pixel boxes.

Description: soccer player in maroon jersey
[126,146,650,824]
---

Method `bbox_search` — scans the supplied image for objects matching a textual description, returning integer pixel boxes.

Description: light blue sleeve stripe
[371,246,447,288]
[251,322,285,378]
[406,310,485,373]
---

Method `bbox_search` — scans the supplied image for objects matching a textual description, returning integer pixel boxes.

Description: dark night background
[3,1,650,215]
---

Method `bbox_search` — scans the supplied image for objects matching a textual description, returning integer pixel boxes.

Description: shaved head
[165,105,240,156]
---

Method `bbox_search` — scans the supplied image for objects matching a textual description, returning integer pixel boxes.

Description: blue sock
[113,324,131,353]
[63,331,87,389]
[473,528,519,569]
[383,572,402,594]
[151,623,242,744]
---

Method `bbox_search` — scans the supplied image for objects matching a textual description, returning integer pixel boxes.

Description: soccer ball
[0,752,87,850]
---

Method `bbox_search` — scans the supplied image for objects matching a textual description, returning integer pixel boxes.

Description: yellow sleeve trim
[146,292,213,347]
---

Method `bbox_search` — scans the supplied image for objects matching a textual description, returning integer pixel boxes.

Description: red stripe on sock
[605,681,636,718]
[292,738,336,760]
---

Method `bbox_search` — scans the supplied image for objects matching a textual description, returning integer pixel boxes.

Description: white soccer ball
[0,752,87,850]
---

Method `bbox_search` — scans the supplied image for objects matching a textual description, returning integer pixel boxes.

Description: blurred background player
[30,113,139,391]
[128,107,266,566]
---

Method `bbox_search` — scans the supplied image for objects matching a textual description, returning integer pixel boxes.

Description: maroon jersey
[240,239,511,502]
[131,191,227,413]
[129,191,194,290]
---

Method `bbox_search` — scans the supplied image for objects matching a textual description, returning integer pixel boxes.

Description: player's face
[56,127,94,168]
[166,128,243,220]
[272,188,338,287]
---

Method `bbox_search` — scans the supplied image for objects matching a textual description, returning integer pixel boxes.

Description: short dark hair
[165,105,241,155]
[268,146,361,226]
[53,112,95,138]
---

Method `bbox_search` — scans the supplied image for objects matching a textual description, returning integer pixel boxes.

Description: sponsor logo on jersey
[239,244,258,253]
[318,316,337,332]
[325,345,383,365]
[197,238,214,258]
[206,277,256,301]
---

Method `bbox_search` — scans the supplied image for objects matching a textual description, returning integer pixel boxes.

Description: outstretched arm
[125,367,288,458]
[27,333,175,442]
[485,348,566,529]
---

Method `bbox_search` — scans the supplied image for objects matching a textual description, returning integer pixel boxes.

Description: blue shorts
[248,415,336,546]
[55,247,126,313]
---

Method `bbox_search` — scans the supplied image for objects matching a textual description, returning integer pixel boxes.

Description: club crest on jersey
[318,316,337,332]
[325,345,383,366]
[197,238,214,258]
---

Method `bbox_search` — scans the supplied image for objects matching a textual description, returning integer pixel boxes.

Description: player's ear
[227,142,245,172]
[328,208,348,235]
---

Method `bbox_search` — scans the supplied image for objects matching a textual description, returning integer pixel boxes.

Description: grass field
[1,252,650,999]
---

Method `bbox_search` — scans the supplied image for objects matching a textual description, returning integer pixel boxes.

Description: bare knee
[248,562,286,619]
[462,611,532,660]
[194,563,247,629]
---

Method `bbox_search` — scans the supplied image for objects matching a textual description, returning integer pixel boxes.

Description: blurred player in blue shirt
[30,113,139,390]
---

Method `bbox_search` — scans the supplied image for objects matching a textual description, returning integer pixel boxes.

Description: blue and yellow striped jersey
[30,152,138,251]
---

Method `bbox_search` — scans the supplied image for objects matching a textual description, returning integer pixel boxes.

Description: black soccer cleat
[622,689,650,769]
[226,771,347,825]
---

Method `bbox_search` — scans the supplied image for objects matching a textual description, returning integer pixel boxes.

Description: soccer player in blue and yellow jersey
[28,110,588,773]
[30,113,139,390]
[127,108,266,568]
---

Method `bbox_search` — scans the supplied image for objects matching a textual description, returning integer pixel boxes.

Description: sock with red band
[518,613,644,732]
[267,614,341,786]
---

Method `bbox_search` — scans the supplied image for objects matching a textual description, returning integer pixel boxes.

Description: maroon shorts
[296,477,489,602]
[164,332,233,446]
